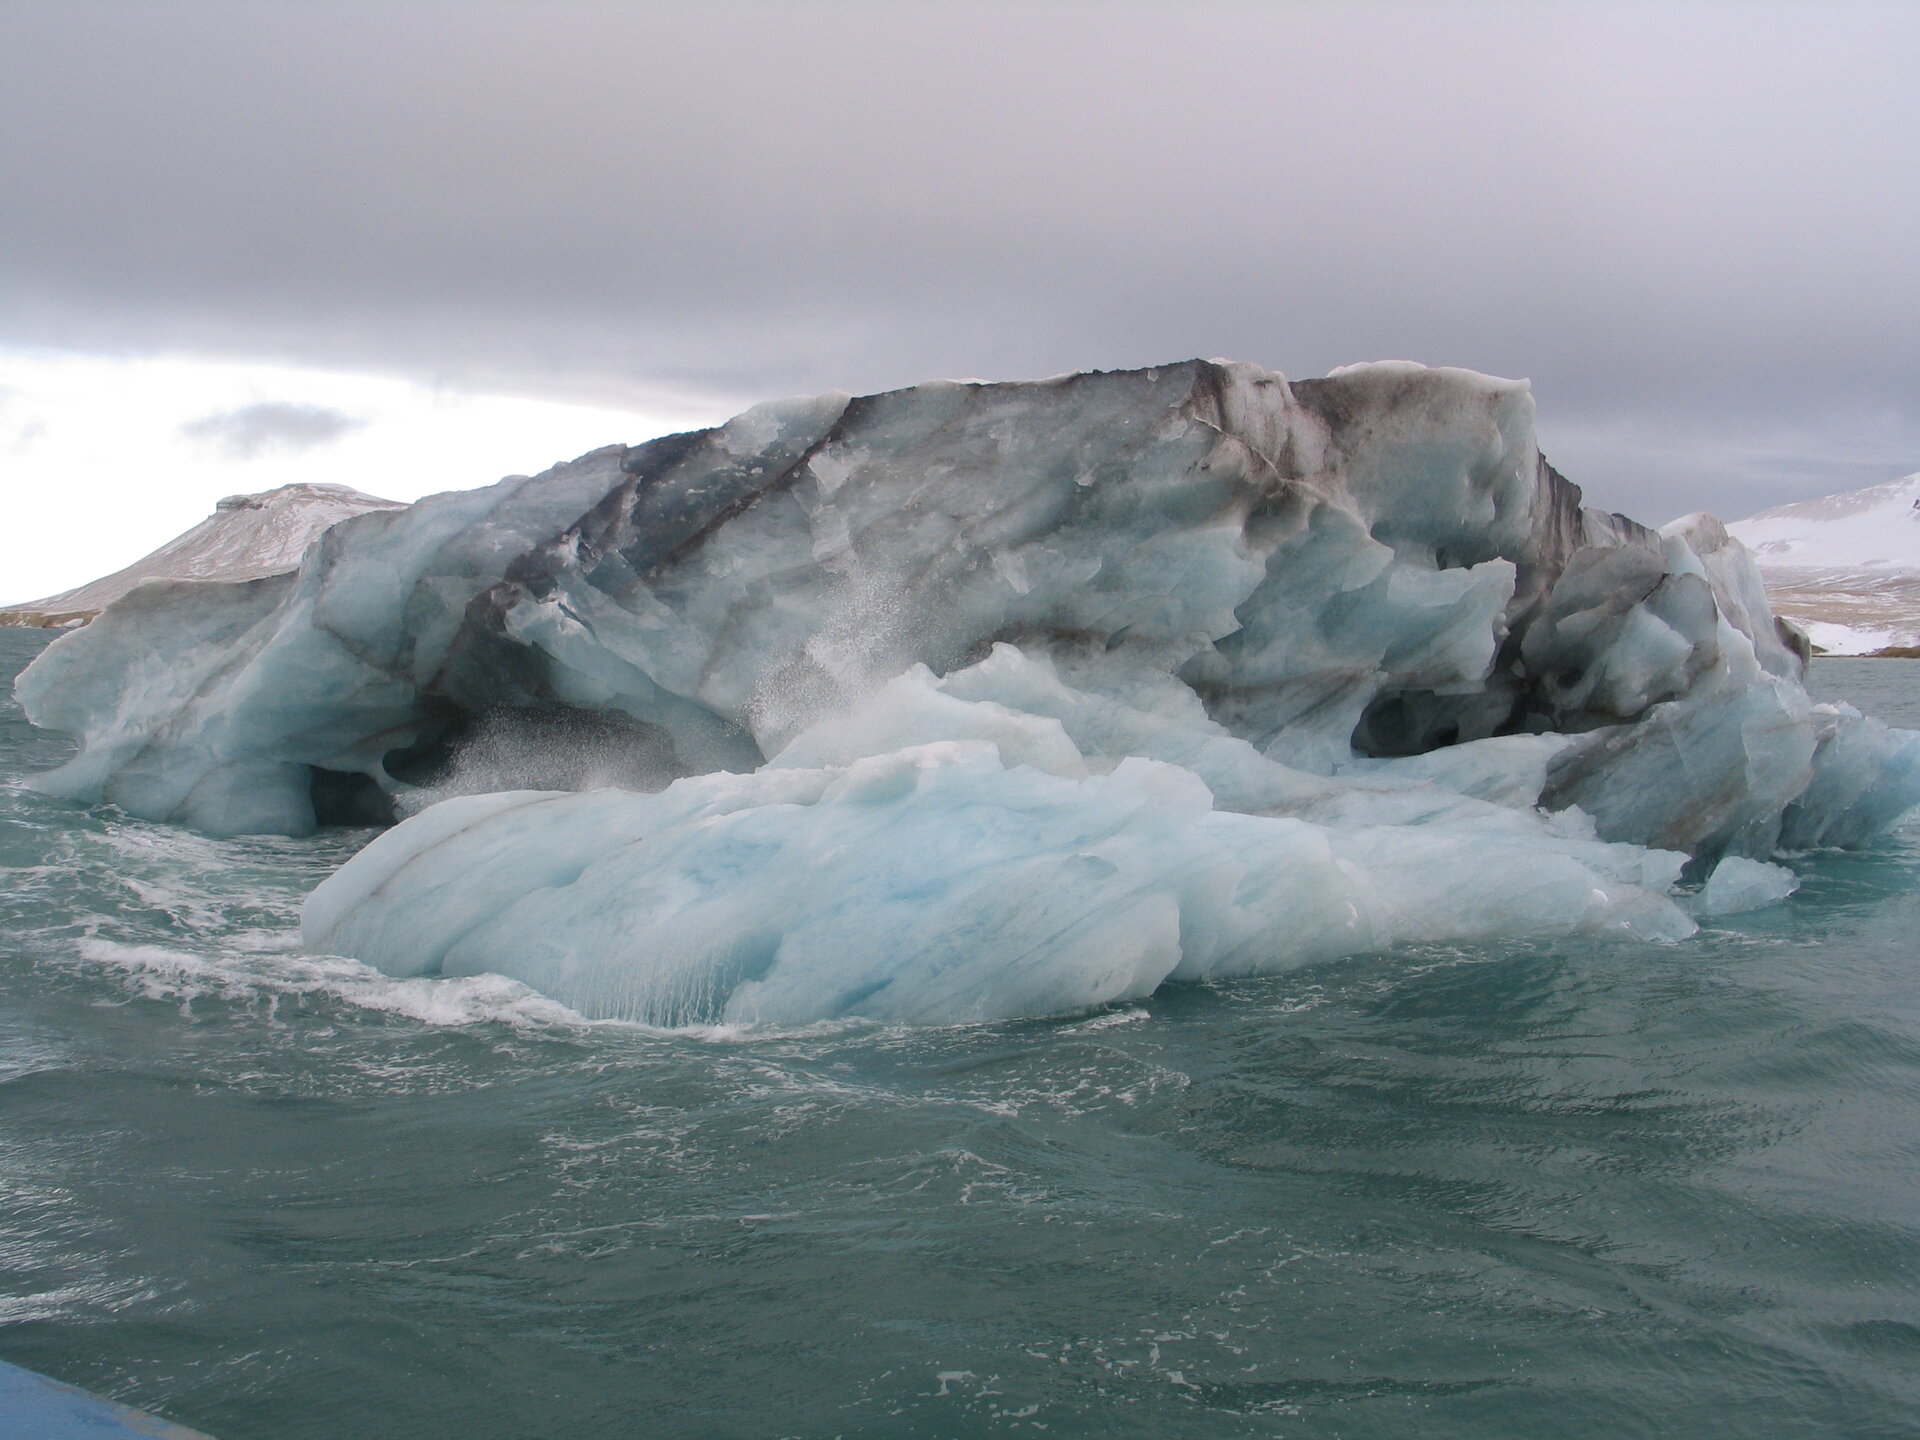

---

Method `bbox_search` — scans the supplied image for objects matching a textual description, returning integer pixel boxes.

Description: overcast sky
[4,0,1917,594]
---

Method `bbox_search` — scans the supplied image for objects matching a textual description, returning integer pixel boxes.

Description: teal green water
[3,627,1918,1440]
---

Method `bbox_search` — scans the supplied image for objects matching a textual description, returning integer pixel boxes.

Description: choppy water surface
[2,626,1917,1440]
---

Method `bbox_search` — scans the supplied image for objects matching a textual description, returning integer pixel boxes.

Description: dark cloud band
[3,0,1916,519]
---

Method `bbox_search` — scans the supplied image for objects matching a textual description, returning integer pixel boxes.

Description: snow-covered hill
[1,482,404,628]
[1729,472,1920,655]
[1731,472,1920,570]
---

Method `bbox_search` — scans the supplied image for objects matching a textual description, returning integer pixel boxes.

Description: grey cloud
[178,401,364,460]
[3,0,1917,521]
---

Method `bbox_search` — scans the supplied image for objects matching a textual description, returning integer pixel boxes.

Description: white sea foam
[76,938,597,1030]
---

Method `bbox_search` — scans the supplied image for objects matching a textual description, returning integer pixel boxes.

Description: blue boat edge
[0,1357,217,1439]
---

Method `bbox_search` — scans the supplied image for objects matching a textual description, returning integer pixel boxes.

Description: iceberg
[17,360,1920,1024]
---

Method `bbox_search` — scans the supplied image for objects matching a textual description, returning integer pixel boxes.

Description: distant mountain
[1,482,405,629]
[1728,472,1920,655]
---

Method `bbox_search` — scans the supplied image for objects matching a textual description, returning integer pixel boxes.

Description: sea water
[2,626,1917,1440]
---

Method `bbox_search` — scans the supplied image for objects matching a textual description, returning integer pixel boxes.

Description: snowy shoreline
[1730,472,1920,656]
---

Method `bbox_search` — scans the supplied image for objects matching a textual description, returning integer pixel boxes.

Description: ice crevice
[17,359,1920,1025]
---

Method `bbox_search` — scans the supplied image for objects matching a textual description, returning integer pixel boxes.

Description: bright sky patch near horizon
[0,349,723,600]
[2,0,1916,593]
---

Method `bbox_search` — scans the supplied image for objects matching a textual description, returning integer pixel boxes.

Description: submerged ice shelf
[18,360,1920,1025]
[304,654,1714,1026]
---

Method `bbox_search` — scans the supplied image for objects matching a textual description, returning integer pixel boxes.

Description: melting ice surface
[17,360,1920,1025]
[304,654,1703,1026]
